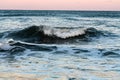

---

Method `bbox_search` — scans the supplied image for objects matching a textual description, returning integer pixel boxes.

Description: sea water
[0,10,120,80]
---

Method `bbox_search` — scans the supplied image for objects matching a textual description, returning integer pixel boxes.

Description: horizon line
[0,9,120,12]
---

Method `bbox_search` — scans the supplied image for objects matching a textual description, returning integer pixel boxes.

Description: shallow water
[0,10,120,80]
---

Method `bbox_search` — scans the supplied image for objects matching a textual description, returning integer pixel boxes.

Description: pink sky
[0,0,120,11]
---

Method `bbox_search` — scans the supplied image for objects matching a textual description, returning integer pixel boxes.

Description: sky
[0,0,120,11]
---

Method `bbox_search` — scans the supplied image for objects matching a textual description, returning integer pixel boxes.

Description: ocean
[0,10,120,80]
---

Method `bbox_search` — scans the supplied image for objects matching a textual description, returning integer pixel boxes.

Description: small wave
[0,39,57,54]
[5,25,105,44]
[0,39,120,58]
[65,17,79,21]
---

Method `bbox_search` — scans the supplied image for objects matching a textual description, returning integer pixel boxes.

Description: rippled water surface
[0,10,120,80]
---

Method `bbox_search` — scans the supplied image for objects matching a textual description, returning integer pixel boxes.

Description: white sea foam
[42,26,87,38]
[0,39,14,50]
[0,43,12,50]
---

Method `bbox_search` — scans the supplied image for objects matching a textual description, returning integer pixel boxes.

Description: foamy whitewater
[0,10,120,80]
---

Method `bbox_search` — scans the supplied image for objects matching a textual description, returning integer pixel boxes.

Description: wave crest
[5,25,104,44]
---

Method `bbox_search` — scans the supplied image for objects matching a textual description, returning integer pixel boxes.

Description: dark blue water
[0,10,120,17]
[0,10,120,80]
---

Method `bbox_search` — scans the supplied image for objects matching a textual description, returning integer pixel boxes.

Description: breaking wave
[1,25,108,44]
